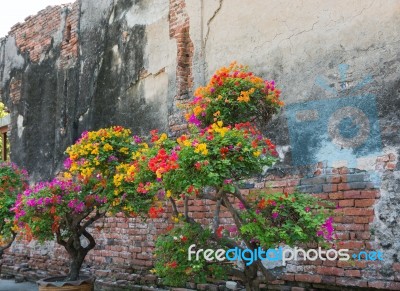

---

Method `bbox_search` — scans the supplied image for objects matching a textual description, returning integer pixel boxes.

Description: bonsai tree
[0,162,28,258]
[148,63,333,289]
[13,127,156,281]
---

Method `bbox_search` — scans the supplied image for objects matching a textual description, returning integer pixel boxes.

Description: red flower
[113,126,123,132]
[220,147,229,158]
[194,162,202,170]
[150,129,159,142]
[167,261,178,268]
[216,226,224,238]
[257,198,266,209]
[148,206,164,218]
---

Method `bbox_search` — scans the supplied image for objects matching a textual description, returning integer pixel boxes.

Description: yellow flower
[91,147,99,155]
[132,151,141,160]
[194,143,208,155]
[63,172,72,179]
[253,151,261,157]
[103,143,113,151]
[155,133,168,145]
[213,111,220,117]
[217,121,223,127]
[70,163,78,172]
[166,190,172,198]
[119,147,129,155]
[237,91,250,102]
[113,174,124,187]
[81,167,94,179]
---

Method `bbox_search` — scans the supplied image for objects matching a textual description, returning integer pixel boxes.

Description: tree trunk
[243,264,260,291]
[67,249,88,281]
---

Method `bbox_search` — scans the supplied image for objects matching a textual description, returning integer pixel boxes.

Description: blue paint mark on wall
[286,65,381,166]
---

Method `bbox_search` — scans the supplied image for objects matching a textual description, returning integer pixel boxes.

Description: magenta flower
[305,207,310,212]
[108,156,118,162]
[63,158,72,169]
[188,114,201,127]
[318,217,334,241]
[272,212,279,219]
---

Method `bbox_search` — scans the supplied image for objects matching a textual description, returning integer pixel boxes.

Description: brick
[335,232,349,240]
[342,208,374,216]
[267,180,287,187]
[335,224,365,231]
[355,231,371,240]
[329,192,344,199]
[393,263,400,272]
[294,274,321,283]
[344,269,361,277]
[297,184,323,193]
[354,216,373,223]
[322,184,338,192]
[320,275,336,285]
[281,274,295,281]
[287,180,300,187]
[300,176,326,185]
[338,199,354,207]
[343,190,361,198]
[316,266,344,276]
[354,199,375,207]
[341,173,367,183]
[361,190,380,198]
[333,216,353,223]
[326,175,341,183]
[368,281,386,289]
[338,241,365,249]
[338,182,370,191]
[336,277,368,287]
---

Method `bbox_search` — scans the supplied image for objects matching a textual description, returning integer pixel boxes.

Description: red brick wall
[8,3,79,68]
[168,0,194,136]
[9,77,22,105]
[4,154,398,290]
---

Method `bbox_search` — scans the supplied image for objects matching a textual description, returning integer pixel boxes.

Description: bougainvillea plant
[0,162,28,257]
[182,62,283,128]
[14,63,334,289]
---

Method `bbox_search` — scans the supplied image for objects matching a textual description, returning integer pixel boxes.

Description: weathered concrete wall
[0,0,176,181]
[1,0,400,290]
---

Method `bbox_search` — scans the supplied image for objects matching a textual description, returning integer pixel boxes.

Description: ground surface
[0,279,38,291]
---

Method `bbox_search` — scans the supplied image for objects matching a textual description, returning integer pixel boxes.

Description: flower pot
[37,276,94,291]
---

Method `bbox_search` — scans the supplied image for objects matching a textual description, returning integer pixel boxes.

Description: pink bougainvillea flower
[188,114,201,127]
